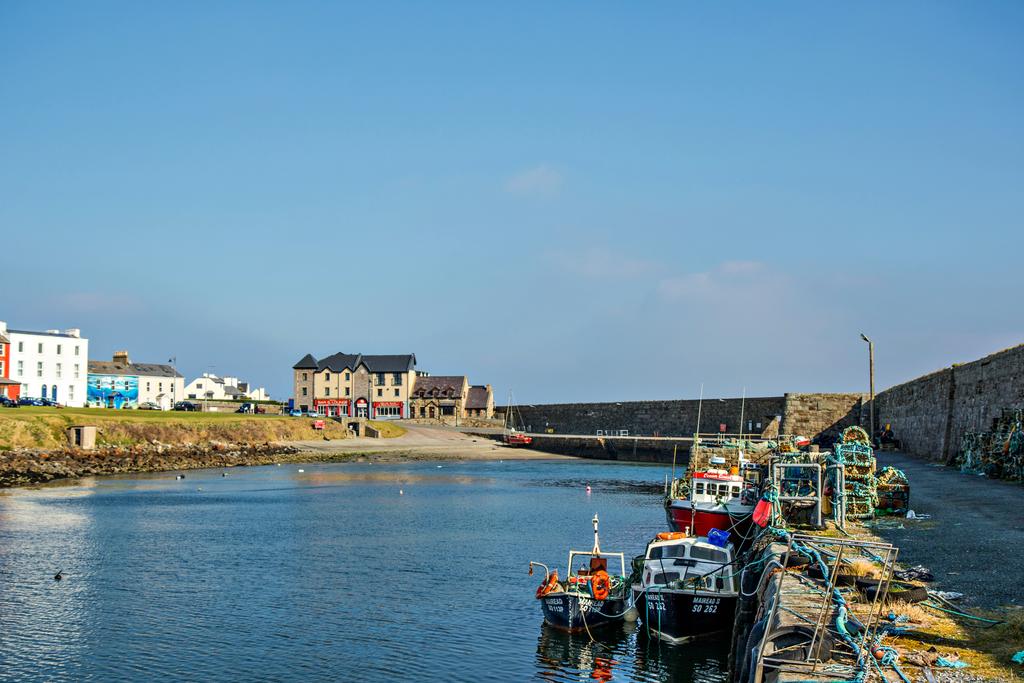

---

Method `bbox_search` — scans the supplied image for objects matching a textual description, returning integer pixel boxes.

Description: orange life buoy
[590,570,610,601]
[656,531,687,541]
[535,570,559,599]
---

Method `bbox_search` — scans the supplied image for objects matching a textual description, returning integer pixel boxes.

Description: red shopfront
[314,398,351,417]
[372,401,404,419]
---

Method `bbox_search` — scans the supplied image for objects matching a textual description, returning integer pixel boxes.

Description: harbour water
[0,459,728,682]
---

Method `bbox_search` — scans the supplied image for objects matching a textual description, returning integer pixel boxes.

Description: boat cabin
[639,537,737,594]
[564,551,627,592]
[691,469,758,506]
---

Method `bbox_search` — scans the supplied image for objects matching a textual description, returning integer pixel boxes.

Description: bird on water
[54,569,63,581]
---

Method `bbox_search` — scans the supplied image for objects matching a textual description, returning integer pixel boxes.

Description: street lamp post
[860,333,875,440]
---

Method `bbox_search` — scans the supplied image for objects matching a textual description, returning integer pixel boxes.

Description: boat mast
[592,513,601,554]
[739,386,746,439]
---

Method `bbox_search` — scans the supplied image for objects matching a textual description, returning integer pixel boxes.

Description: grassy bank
[0,406,351,450]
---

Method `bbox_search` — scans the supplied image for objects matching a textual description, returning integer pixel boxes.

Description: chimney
[113,350,131,366]
[46,329,60,334]
[64,328,81,338]
[0,321,6,335]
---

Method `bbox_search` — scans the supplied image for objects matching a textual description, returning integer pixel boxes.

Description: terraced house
[292,352,416,419]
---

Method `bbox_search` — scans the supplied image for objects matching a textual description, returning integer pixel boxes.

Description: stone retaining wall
[875,344,1024,462]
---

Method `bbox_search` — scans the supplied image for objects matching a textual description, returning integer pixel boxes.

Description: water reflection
[534,624,728,683]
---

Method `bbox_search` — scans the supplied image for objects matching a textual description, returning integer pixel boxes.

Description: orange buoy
[590,570,610,601]
[536,570,559,599]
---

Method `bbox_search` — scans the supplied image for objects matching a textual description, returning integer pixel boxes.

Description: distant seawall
[875,344,1024,463]
[501,393,866,445]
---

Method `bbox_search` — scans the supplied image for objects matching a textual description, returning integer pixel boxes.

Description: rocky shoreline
[0,442,308,488]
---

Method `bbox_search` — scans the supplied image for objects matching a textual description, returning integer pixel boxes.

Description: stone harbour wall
[875,344,1024,463]
[780,393,867,444]
[506,396,787,438]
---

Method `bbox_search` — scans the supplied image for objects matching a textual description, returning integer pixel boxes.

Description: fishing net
[957,409,1024,481]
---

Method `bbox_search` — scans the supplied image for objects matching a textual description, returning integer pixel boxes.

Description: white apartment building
[184,373,269,402]
[2,321,89,406]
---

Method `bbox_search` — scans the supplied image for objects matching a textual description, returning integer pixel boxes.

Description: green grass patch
[367,421,407,438]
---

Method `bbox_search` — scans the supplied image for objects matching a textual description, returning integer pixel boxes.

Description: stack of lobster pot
[832,426,877,520]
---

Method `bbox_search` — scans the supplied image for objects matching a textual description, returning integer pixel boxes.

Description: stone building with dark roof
[292,352,417,418]
[409,376,494,421]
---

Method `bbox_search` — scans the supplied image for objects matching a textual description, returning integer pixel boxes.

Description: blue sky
[2,2,1021,402]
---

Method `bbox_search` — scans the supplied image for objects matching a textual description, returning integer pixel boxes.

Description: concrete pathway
[872,451,1024,610]
[289,423,572,460]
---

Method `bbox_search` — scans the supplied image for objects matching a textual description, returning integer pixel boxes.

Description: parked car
[173,401,199,412]
[137,401,162,410]
[18,397,46,406]
[1,397,20,408]
[235,402,264,414]
[305,409,323,418]
[289,408,303,417]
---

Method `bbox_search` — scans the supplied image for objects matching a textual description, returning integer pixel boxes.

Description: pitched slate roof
[412,375,467,398]
[466,385,491,410]
[362,354,416,372]
[88,360,183,378]
[9,329,82,339]
[0,332,8,344]
[293,352,417,373]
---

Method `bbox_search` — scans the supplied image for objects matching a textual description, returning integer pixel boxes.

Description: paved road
[291,423,572,460]
[873,451,1024,610]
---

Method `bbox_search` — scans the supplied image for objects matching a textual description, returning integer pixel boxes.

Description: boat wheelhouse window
[689,545,728,563]
[649,544,688,560]
[731,486,741,497]
[694,482,704,494]
[653,572,680,584]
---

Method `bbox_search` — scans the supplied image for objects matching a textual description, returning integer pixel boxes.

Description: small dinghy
[632,529,739,644]
[529,515,630,634]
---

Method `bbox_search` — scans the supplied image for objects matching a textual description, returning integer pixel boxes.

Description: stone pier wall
[503,392,866,445]
[875,344,1024,462]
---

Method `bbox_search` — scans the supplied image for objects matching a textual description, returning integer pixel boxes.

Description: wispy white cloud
[657,260,785,302]
[505,164,564,197]
[545,246,661,280]
[50,291,145,314]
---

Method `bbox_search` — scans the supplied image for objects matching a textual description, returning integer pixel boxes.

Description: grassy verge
[367,420,406,438]
[0,406,349,449]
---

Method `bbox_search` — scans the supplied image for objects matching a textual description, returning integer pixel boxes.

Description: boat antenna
[695,383,704,439]
[592,513,601,555]
[671,444,678,490]
[739,386,746,440]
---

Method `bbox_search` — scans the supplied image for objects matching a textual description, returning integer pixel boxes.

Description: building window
[345,372,350,381]
[56,363,62,378]
[69,385,74,400]
[325,387,331,396]
[302,373,308,381]
[197,382,203,389]
[75,345,79,356]
[57,344,62,355]
[375,373,385,386]
[38,343,43,353]
[37,362,43,377]
[0,361,4,375]
[159,383,163,391]
[392,373,402,386]
[17,342,23,352]
[146,382,151,391]
[74,364,80,379]
[302,387,308,396]
[377,388,383,397]
[394,388,400,397]
[345,387,350,396]
[325,372,331,381]
[17,361,23,377]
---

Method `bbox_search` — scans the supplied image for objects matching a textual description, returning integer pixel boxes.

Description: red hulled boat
[665,467,759,538]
